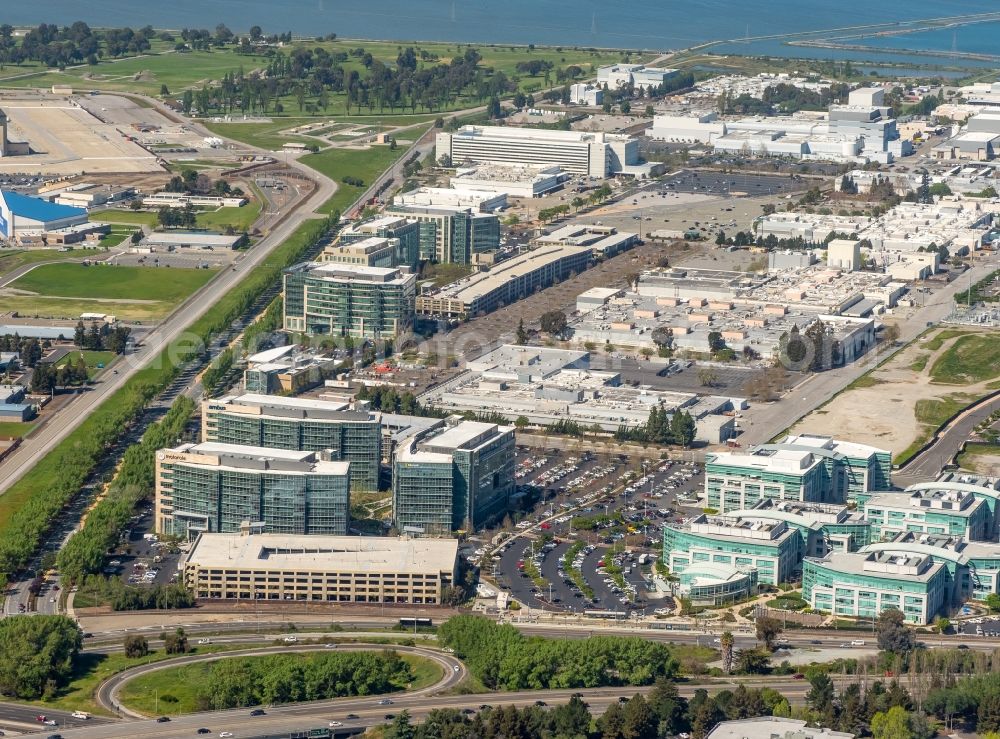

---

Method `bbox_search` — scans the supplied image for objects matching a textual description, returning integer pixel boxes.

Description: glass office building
[864,488,990,542]
[663,514,802,586]
[385,203,500,264]
[393,421,515,535]
[202,394,381,492]
[283,262,415,340]
[803,549,948,624]
[705,449,830,513]
[334,215,421,269]
[155,442,351,540]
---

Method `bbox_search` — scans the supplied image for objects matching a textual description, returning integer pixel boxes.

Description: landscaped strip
[0,216,333,584]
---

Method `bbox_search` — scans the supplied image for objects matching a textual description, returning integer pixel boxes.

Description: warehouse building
[416,244,592,318]
[155,442,351,539]
[283,262,415,340]
[436,125,651,177]
[0,190,88,242]
[181,531,458,604]
[393,421,516,535]
[202,393,381,492]
[451,163,565,198]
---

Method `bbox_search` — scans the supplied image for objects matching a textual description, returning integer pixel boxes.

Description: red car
[540,522,552,530]
[36,715,46,722]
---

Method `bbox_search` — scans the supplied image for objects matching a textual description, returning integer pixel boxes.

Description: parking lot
[102,507,182,589]
[480,447,704,614]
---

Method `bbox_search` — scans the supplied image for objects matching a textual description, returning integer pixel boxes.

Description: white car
[220,733,234,738]
[71,711,90,720]
[197,638,211,645]
[329,721,343,727]
[283,635,298,643]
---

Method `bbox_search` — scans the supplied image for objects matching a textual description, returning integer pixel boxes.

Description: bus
[398,617,433,629]
[584,609,627,620]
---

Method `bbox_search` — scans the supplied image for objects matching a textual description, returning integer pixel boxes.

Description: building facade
[393,421,515,534]
[283,262,415,340]
[864,489,990,541]
[704,449,830,513]
[335,215,421,269]
[802,550,948,624]
[155,443,351,539]
[182,532,458,604]
[202,394,381,492]
[385,203,500,264]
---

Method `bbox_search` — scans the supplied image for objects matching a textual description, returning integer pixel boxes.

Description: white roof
[187,533,458,574]
[707,717,854,739]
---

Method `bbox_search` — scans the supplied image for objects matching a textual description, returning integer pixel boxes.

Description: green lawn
[195,200,263,231]
[0,247,106,279]
[55,351,117,379]
[930,333,1000,385]
[12,263,216,302]
[0,422,36,439]
[300,145,412,215]
[118,651,441,716]
[420,262,474,288]
[90,209,158,226]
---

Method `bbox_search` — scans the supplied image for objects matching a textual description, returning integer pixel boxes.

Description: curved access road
[0,134,335,497]
[98,642,465,719]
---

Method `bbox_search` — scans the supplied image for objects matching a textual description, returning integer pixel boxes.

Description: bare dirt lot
[789,327,999,459]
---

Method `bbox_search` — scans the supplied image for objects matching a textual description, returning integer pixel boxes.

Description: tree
[124,634,149,658]
[384,710,414,739]
[0,615,82,699]
[163,627,188,655]
[987,593,1000,613]
[515,318,528,345]
[871,706,913,739]
[552,695,594,737]
[707,331,726,355]
[720,631,734,674]
[806,672,835,715]
[539,310,567,336]
[755,616,782,651]
[935,616,951,634]
[621,694,656,738]
[876,608,916,654]
[669,411,696,448]
[882,323,900,345]
[697,368,718,387]
[734,647,771,674]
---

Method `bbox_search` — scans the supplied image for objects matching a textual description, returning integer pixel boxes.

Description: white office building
[436,125,652,177]
[597,64,678,90]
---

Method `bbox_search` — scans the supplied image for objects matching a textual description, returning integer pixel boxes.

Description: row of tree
[58,396,195,584]
[438,615,678,691]
[614,406,696,448]
[74,320,131,354]
[0,334,46,368]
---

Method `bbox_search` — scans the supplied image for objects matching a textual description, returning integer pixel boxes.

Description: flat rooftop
[162,442,350,476]
[707,717,854,739]
[186,533,458,574]
[708,448,819,474]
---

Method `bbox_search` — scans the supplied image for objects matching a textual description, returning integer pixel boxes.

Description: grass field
[203,115,436,150]
[930,333,1000,384]
[300,145,412,215]
[11,263,215,302]
[195,200,263,231]
[958,442,1000,471]
[55,351,117,379]
[0,247,105,279]
[118,651,441,716]
[90,209,159,226]
[0,422,35,439]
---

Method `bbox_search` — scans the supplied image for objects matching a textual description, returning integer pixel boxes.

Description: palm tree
[721,631,734,674]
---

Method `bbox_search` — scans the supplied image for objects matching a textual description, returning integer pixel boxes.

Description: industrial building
[436,125,653,177]
[334,215,421,270]
[202,393,381,492]
[155,442,352,540]
[0,384,34,423]
[415,244,592,319]
[393,421,516,535]
[283,262,415,340]
[181,531,458,604]
[139,232,247,251]
[420,345,740,442]
[141,192,247,208]
[242,345,340,395]
[385,201,500,264]
[451,164,565,198]
[0,109,29,157]
[0,190,88,242]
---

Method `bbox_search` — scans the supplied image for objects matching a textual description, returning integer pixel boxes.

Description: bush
[0,615,82,699]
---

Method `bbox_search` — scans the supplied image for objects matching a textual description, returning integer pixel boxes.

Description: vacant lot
[3,263,217,320]
[11,263,214,302]
[300,144,411,215]
[0,247,106,280]
[0,422,35,439]
[90,209,158,226]
[195,201,263,231]
[790,328,1000,464]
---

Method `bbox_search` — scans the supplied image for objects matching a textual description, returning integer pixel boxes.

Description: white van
[72,711,91,720]
[850,640,866,647]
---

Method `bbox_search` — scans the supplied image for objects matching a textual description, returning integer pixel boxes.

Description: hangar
[0,191,88,242]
